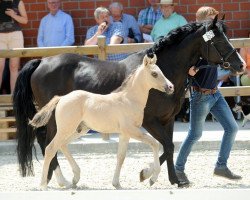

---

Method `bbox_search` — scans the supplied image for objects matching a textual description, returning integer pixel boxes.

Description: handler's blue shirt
[192,59,218,89]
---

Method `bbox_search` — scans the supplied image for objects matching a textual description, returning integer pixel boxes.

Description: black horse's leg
[158,121,188,187]
[161,120,179,185]
[139,120,165,183]
[35,127,46,156]
[143,118,179,186]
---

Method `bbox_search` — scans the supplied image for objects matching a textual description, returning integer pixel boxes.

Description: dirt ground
[0,149,249,191]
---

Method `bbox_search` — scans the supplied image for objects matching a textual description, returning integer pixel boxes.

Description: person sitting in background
[37,0,74,47]
[0,0,28,93]
[151,0,187,42]
[85,7,127,61]
[240,32,250,86]
[138,0,162,40]
[109,2,142,43]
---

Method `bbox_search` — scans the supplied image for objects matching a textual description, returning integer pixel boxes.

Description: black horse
[13,16,245,188]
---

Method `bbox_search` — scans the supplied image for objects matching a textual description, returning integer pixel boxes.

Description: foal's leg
[58,122,90,188]
[54,165,71,188]
[129,127,160,186]
[40,135,62,190]
[60,144,80,187]
[45,119,70,188]
[112,134,129,189]
[59,128,89,187]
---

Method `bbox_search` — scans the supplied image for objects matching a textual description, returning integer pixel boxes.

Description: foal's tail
[13,59,41,177]
[29,96,61,128]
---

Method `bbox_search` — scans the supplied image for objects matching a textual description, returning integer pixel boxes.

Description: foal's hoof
[72,177,80,186]
[39,185,48,191]
[112,183,123,190]
[149,179,155,186]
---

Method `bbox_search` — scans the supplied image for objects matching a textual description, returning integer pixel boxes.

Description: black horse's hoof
[140,170,145,182]
[178,181,190,188]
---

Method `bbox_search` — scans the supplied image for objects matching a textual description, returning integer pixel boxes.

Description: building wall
[22,0,250,47]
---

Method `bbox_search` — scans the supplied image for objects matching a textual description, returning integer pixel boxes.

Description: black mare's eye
[151,71,158,78]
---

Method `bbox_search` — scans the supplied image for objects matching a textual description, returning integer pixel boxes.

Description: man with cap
[151,0,187,42]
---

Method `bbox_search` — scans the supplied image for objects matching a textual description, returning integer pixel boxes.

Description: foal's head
[142,54,174,94]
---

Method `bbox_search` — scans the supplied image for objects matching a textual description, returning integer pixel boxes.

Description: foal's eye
[151,71,158,78]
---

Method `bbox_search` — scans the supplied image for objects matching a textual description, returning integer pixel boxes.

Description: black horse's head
[199,15,246,74]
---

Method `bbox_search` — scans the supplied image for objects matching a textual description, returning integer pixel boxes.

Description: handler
[174,6,243,186]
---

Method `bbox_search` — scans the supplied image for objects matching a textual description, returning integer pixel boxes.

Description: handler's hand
[189,66,199,76]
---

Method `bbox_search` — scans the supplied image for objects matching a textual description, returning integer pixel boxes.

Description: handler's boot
[175,170,190,186]
[214,167,242,180]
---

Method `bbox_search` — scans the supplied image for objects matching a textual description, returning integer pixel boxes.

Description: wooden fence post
[0,111,8,140]
[97,36,107,61]
[97,36,110,140]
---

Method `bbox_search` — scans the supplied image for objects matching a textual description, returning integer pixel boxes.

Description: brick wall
[22,0,250,47]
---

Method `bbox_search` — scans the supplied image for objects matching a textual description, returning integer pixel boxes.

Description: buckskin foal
[29,55,174,189]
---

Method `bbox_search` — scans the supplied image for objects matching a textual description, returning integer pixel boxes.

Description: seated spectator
[85,7,127,61]
[109,2,142,43]
[240,32,250,86]
[0,0,28,93]
[138,0,162,40]
[151,0,187,42]
[37,0,74,47]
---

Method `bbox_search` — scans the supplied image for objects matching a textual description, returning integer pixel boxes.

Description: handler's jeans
[175,90,238,172]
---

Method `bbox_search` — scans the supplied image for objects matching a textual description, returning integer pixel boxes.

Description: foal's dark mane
[112,68,137,93]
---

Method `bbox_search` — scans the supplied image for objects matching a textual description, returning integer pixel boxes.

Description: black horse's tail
[13,58,41,177]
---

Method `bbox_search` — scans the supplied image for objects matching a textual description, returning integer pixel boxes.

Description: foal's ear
[143,55,151,67]
[151,54,157,64]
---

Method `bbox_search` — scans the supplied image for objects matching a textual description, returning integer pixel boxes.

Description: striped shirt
[138,6,162,27]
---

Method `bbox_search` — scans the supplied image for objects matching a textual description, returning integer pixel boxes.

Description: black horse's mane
[147,20,226,58]
[147,22,200,58]
[114,20,227,93]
